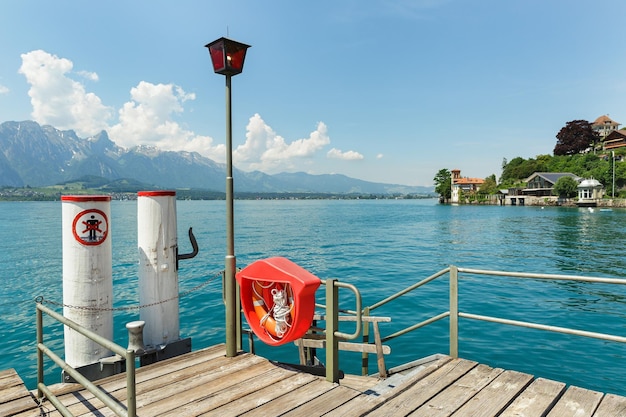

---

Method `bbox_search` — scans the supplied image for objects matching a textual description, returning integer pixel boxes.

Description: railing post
[449,265,459,358]
[361,306,370,376]
[326,278,339,383]
[126,349,136,417]
[236,282,242,351]
[36,304,44,399]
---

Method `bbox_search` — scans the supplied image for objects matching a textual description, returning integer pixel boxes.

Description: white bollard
[61,195,113,368]
[137,191,180,347]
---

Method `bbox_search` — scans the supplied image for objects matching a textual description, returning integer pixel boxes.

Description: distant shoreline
[0,189,437,202]
[445,195,626,208]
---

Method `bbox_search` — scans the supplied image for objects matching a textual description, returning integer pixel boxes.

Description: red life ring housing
[236,257,321,346]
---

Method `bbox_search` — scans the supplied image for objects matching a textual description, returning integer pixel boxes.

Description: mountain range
[0,121,433,195]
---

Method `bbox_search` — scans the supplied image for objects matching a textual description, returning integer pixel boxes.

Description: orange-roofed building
[592,115,621,139]
[450,169,485,203]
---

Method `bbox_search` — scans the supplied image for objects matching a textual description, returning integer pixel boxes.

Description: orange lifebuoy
[236,257,321,346]
[251,280,293,339]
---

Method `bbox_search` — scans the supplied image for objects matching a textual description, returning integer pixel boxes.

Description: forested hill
[500,151,625,190]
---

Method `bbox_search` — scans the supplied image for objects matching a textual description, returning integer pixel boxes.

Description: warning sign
[72,209,108,246]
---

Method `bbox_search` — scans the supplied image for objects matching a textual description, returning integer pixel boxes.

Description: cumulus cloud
[233,114,332,173]
[0,84,8,94]
[327,148,364,160]
[15,49,367,175]
[108,81,223,158]
[377,153,384,159]
[18,50,112,136]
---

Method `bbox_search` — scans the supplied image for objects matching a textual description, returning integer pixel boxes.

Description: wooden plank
[280,384,362,416]
[0,396,40,417]
[126,355,273,417]
[372,321,386,378]
[297,338,391,354]
[54,351,265,417]
[406,363,504,417]
[64,355,273,417]
[340,357,475,417]
[546,386,604,417]
[157,363,306,416]
[339,374,379,392]
[449,370,534,417]
[202,372,319,417]
[499,377,566,417]
[0,374,30,403]
[313,314,391,322]
[240,378,336,416]
[46,343,227,400]
[0,369,39,417]
[593,393,626,417]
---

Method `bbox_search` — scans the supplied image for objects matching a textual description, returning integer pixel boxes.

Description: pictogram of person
[82,215,102,241]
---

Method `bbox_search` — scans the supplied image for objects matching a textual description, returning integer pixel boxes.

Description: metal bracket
[176,227,199,270]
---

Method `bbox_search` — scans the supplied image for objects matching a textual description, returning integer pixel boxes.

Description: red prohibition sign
[72,209,109,246]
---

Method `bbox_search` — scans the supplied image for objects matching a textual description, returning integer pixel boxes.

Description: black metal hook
[177,227,199,270]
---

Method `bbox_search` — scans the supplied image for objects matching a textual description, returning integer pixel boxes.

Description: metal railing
[36,301,136,417]
[360,265,626,371]
[322,278,362,382]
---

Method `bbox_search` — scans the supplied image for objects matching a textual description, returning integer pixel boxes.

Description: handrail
[36,301,136,417]
[456,267,626,285]
[311,279,363,382]
[368,267,450,312]
[332,281,362,340]
[359,265,626,374]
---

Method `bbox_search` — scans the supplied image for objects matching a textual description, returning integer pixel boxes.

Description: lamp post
[205,37,250,357]
[613,151,616,198]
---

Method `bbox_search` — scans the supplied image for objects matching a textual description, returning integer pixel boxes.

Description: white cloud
[377,153,384,159]
[327,148,364,160]
[77,70,99,81]
[233,114,332,173]
[109,81,223,159]
[0,85,8,94]
[15,50,367,175]
[18,50,112,136]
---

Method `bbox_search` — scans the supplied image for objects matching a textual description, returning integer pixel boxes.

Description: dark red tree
[554,120,597,155]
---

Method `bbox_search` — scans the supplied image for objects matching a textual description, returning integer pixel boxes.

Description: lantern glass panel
[226,48,247,72]
[209,41,226,73]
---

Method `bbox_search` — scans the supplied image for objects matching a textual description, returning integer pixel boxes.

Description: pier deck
[2,344,626,416]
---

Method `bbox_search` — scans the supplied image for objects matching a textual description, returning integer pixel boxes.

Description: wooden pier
[2,343,626,416]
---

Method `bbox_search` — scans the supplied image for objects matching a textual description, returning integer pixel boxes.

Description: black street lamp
[205,37,250,357]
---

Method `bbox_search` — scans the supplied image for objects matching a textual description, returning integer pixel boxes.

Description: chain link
[36,270,223,312]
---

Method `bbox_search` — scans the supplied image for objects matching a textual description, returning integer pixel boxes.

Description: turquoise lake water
[1,199,625,395]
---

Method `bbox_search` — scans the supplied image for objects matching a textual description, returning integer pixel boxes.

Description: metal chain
[35,270,223,312]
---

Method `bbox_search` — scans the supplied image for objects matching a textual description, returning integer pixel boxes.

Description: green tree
[552,176,579,198]
[433,169,451,201]
[554,120,597,156]
[478,174,498,195]
[500,157,541,185]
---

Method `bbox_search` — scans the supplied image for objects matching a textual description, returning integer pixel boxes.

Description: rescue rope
[271,287,293,337]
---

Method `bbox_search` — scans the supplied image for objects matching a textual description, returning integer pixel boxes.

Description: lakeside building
[592,114,621,140]
[450,169,485,203]
[602,129,626,151]
[506,172,581,206]
[577,178,604,207]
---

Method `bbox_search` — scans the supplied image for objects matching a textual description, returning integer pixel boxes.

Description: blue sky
[1,1,624,187]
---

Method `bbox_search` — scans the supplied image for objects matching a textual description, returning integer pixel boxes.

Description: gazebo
[577,178,604,207]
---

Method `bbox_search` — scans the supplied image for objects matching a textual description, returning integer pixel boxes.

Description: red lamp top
[205,37,251,76]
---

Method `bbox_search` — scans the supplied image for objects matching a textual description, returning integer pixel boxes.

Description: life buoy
[236,257,321,346]
[251,280,294,339]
